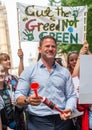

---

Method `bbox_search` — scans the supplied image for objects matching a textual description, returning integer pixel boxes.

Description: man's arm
[16,94,41,107]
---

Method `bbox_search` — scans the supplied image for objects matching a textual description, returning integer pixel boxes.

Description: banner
[79,55,92,104]
[17,2,87,44]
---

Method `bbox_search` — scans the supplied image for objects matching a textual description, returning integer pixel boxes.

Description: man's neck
[41,58,55,72]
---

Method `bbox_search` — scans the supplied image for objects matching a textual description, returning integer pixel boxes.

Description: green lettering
[49,32,55,37]
[63,33,69,43]
[62,20,68,31]
[56,33,62,42]
[70,33,78,43]
[39,32,47,39]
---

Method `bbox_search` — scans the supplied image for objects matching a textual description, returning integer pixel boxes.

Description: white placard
[79,55,92,104]
[17,3,87,44]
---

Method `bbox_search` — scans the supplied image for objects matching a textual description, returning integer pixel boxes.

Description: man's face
[39,38,57,60]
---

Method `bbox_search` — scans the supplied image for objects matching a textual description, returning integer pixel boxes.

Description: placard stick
[17,7,21,49]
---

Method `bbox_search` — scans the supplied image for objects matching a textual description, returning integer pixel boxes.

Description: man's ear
[38,46,41,53]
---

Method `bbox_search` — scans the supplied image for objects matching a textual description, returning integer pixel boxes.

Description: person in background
[72,41,92,130]
[67,40,91,77]
[55,57,63,66]
[72,40,91,77]
[67,51,79,76]
[0,53,26,130]
[17,48,24,76]
[89,104,92,130]
[67,40,91,130]
[67,49,81,130]
[0,116,2,130]
[0,63,16,130]
[0,63,8,130]
[15,35,77,130]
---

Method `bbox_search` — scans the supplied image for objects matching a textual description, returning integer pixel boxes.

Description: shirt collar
[38,59,56,68]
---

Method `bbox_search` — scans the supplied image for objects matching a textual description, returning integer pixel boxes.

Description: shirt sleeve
[15,67,32,100]
[65,72,77,111]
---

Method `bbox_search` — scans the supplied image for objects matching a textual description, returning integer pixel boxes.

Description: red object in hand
[30,83,64,114]
[30,82,39,97]
[42,97,64,114]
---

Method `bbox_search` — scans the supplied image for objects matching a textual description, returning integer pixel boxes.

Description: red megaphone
[30,82,39,97]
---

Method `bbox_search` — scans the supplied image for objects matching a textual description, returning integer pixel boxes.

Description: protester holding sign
[67,40,91,130]
[15,35,77,130]
[74,41,92,130]
[72,40,91,77]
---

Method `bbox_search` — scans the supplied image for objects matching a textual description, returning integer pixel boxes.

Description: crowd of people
[0,35,92,130]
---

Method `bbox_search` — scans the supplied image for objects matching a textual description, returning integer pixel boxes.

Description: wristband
[24,97,29,105]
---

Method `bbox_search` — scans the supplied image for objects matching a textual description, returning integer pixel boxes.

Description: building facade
[0,1,11,55]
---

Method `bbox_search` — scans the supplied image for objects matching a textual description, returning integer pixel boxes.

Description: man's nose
[49,46,53,50]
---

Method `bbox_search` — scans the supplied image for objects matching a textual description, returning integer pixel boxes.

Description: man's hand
[59,109,72,120]
[27,94,41,106]
[17,94,41,107]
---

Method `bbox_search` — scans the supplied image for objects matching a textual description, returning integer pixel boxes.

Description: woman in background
[0,63,16,130]
[67,51,79,76]
[0,53,26,130]
[67,40,91,130]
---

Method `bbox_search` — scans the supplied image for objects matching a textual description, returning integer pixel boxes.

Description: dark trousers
[26,114,75,130]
